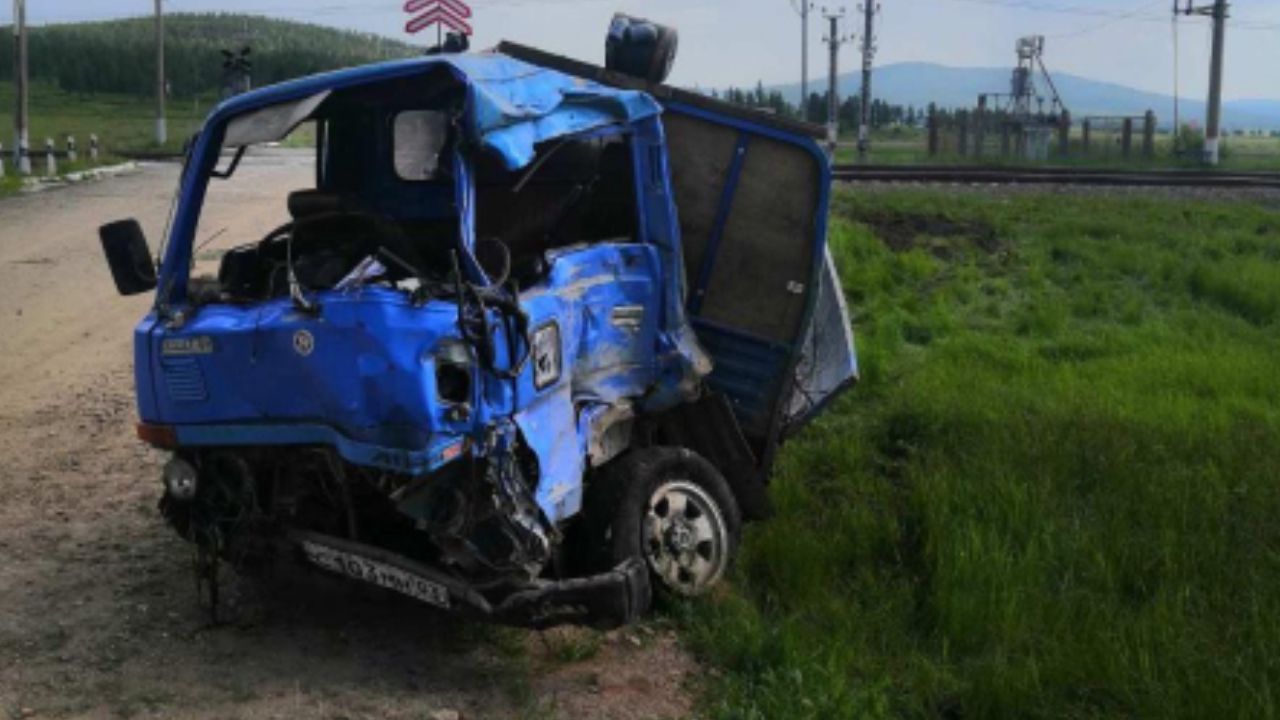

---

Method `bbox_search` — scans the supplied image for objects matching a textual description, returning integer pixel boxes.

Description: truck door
[661,109,858,451]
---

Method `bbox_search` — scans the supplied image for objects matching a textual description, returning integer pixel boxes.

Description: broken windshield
[224,91,330,148]
[185,86,468,308]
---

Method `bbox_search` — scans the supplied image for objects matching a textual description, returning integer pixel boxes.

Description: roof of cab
[208,52,663,170]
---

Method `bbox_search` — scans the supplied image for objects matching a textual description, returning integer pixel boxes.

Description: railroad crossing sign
[404,0,473,38]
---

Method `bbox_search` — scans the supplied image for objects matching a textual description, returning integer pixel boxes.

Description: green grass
[686,189,1280,719]
[0,81,215,159]
[0,83,319,198]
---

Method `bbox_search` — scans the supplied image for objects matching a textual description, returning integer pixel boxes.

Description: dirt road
[0,156,696,720]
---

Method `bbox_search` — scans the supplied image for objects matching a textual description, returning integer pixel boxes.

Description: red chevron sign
[404,0,473,36]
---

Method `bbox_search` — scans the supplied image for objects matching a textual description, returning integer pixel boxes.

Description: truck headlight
[163,457,199,502]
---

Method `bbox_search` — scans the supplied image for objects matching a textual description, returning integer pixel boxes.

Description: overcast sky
[5,0,1278,100]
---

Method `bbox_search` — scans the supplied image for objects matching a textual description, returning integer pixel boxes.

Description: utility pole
[822,8,849,156]
[155,0,167,146]
[1203,0,1227,166]
[799,1,812,118]
[856,0,878,161]
[1179,0,1228,165]
[12,0,30,175]
[790,0,816,121]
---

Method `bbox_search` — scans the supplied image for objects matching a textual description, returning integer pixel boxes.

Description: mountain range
[772,62,1280,131]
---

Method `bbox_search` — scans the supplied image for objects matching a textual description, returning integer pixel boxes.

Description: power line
[1046,0,1167,39]
[934,0,1278,30]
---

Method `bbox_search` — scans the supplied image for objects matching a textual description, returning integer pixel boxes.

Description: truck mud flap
[289,529,650,629]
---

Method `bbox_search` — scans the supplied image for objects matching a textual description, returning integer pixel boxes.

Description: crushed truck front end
[100,41,856,628]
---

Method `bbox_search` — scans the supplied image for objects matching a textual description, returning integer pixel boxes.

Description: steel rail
[832,165,1280,189]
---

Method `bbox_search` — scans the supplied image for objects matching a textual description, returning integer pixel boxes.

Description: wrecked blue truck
[99,33,857,628]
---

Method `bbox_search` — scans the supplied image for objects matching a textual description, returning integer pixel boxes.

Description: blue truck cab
[99,34,857,628]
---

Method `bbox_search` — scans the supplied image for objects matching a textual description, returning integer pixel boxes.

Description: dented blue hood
[211,51,662,170]
[448,54,661,169]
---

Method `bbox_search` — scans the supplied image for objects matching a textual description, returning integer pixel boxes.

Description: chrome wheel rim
[643,480,729,596]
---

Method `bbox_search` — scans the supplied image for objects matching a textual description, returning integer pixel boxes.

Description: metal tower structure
[976,35,1069,160]
[1005,36,1066,118]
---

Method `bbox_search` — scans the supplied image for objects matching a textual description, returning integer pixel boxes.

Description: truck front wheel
[592,447,742,599]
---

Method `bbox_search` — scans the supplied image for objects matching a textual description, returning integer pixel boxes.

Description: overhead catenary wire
[933,0,1278,31]
[1045,0,1168,39]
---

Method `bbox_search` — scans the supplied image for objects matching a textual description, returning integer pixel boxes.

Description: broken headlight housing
[435,340,473,405]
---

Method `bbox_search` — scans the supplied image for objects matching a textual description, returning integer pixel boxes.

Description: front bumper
[289,529,651,629]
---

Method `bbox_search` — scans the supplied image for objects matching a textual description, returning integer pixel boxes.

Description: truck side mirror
[99,219,158,296]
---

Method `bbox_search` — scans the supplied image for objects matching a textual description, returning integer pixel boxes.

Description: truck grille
[162,357,208,403]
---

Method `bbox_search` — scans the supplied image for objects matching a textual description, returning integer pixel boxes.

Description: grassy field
[0,82,216,161]
[0,83,317,197]
[686,188,1280,719]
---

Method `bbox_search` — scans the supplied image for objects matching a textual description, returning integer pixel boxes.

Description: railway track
[832,164,1280,189]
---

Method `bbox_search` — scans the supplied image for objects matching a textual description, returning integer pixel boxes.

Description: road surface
[0,154,695,720]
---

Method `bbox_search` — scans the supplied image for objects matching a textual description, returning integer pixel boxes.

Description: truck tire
[587,447,742,600]
[646,26,678,85]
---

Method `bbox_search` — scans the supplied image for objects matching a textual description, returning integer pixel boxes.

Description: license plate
[300,540,451,609]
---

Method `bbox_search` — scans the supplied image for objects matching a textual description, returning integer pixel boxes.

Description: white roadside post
[45,137,55,176]
[66,135,77,164]
[89,134,100,162]
[18,136,29,176]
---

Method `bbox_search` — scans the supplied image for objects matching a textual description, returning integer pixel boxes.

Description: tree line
[0,13,417,100]
[713,81,924,129]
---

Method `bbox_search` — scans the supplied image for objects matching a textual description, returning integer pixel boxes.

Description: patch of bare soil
[524,626,697,720]
[850,209,1002,257]
[0,157,701,720]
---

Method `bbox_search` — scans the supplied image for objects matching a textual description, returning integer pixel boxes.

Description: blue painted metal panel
[512,241,676,521]
[688,132,750,315]
[145,289,472,449]
[693,318,789,437]
[161,357,208,403]
[175,422,467,476]
[662,100,847,443]
[133,314,160,422]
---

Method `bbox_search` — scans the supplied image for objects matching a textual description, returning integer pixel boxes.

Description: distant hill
[0,13,419,99]
[773,62,1280,131]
